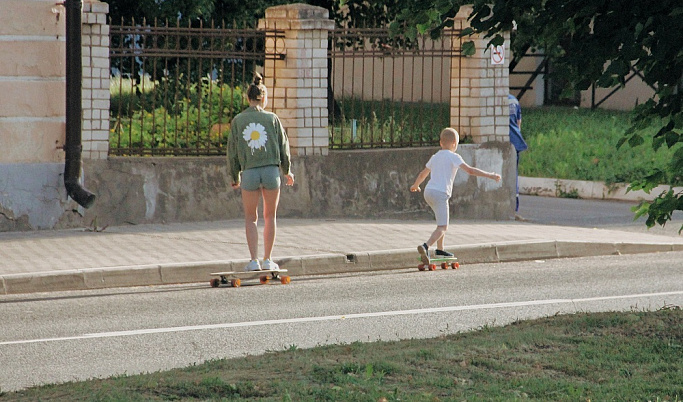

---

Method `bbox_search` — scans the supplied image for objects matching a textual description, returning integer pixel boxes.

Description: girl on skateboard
[227,73,295,271]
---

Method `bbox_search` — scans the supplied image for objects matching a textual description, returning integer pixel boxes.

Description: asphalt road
[518,194,682,236]
[1,250,681,392]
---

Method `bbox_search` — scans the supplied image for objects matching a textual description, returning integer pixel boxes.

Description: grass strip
[3,307,681,401]
[520,106,679,185]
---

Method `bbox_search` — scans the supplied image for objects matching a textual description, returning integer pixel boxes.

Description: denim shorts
[241,165,281,191]
[424,188,450,226]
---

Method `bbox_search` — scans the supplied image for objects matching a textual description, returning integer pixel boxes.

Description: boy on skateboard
[410,128,501,264]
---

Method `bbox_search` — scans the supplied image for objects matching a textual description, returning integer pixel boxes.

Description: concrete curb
[2,241,681,295]
[519,176,683,202]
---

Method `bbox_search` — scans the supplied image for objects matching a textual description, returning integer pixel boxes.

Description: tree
[105,0,397,27]
[390,0,682,232]
[106,0,215,23]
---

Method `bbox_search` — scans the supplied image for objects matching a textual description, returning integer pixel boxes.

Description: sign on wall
[491,45,505,65]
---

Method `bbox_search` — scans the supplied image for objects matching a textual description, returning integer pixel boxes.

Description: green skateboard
[417,256,460,271]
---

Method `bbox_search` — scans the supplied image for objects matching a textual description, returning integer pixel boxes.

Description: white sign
[491,45,505,65]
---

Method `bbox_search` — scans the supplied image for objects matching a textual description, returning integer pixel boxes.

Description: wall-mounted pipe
[64,0,96,208]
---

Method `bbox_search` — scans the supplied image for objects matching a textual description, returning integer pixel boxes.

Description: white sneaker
[244,260,261,271]
[262,259,280,271]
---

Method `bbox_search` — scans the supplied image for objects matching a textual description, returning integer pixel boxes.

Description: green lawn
[520,106,678,185]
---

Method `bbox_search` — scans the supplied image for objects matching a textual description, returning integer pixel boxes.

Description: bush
[110,77,247,153]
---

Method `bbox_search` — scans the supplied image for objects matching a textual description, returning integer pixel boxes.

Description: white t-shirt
[424,150,465,197]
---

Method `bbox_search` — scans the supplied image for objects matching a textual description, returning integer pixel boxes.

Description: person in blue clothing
[508,93,528,214]
[410,128,501,264]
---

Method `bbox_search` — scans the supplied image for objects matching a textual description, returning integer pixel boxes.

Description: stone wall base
[0,145,515,231]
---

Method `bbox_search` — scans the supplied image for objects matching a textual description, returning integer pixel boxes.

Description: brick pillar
[259,4,335,156]
[450,6,510,143]
[81,0,110,159]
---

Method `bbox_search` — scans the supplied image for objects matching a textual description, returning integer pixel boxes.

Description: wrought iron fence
[109,21,462,155]
[109,20,284,156]
[328,27,463,149]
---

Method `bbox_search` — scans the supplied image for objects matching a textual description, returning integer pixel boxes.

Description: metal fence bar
[328,27,462,150]
[109,21,284,156]
[109,22,460,155]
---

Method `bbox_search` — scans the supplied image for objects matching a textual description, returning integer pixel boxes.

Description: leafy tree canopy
[106,0,215,23]
[104,0,402,28]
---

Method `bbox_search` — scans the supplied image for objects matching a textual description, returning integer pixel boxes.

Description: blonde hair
[247,72,267,101]
[440,128,459,148]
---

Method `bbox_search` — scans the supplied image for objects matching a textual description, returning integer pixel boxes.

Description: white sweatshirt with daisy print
[227,106,292,185]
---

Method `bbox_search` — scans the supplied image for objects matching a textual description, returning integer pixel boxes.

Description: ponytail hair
[247,72,267,101]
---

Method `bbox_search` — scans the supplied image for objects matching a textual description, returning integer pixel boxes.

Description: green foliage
[105,0,216,24]
[106,0,412,30]
[519,107,678,185]
[330,100,451,148]
[110,77,246,154]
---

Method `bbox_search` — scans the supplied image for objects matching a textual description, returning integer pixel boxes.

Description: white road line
[2,291,681,346]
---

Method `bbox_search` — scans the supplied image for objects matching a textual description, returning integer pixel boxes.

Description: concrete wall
[0,0,66,164]
[330,37,453,104]
[81,144,515,228]
[510,52,655,111]
[0,1,68,231]
[0,0,109,231]
[580,76,656,111]
[509,52,545,108]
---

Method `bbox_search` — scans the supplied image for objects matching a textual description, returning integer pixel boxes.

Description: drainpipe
[64,0,96,208]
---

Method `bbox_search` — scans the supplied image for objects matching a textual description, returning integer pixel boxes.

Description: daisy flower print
[242,122,268,154]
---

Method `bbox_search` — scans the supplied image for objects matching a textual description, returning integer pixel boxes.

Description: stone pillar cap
[265,3,330,20]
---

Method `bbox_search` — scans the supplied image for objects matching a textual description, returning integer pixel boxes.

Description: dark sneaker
[435,249,454,257]
[417,243,430,264]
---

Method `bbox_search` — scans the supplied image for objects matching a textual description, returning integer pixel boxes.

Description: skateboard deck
[417,256,460,271]
[210,269,290,288]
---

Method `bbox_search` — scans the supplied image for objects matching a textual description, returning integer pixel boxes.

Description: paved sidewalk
[1,216,682,295]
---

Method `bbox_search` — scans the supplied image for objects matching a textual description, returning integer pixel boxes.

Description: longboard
[210,269,290,288]
[418,256,460,271]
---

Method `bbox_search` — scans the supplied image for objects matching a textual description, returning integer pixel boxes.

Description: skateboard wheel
[210,278,220,288]
[453,262,460,269]
[429,264,437,271]
[418,264,426,271]
[280,275,291,284]
[441,262,448,269]
[231,278,241,287]
[259,275,269,284]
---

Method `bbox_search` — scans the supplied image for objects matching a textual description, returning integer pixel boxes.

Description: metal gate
[109,20,284,156]
[328,27,463,149]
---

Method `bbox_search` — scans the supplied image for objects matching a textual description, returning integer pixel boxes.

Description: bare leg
[436,231,446,250]
[426,225,447,249]
[241,189,261,261]
[261,187,281,260]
